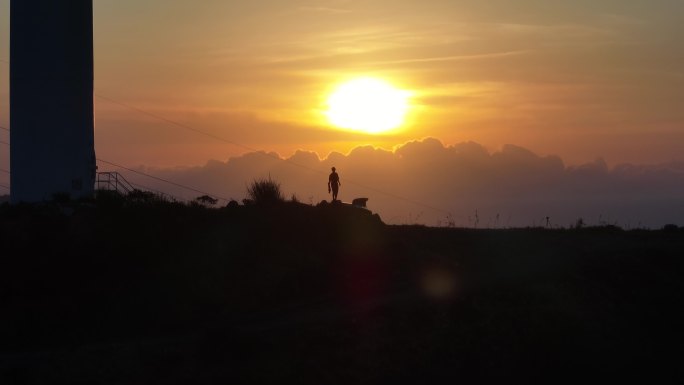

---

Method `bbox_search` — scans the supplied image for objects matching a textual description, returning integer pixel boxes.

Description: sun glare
[325,77,411,134]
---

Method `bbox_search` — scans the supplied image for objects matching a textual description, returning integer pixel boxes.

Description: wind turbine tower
[10,0,96,203]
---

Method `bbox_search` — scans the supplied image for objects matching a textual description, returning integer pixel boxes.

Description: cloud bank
[115,138,684,228]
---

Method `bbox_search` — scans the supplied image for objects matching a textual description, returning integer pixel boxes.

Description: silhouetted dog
[352,198,368,208]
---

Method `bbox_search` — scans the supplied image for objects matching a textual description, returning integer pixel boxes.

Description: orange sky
[1,0,684,172]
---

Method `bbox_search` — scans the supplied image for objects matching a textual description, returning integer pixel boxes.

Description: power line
[95,95,261,153]
[94,96,334,182]
[0,184,9,191]
[128,181,184,202]
[1,60,449,214]
[93,95,333,180]
[97,158,230,202]
[0,126,9,131]
[1,160,201,203]
[95,97,451,214]
[0,130,220,203]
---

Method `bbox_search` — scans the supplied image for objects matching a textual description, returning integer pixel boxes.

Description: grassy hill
[1,195,683,384]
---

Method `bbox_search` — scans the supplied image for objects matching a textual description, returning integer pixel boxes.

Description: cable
[0,168,9,174]
[0,133,217,203]
[0,127,212,201]
[94,95,261,153]
[94,95,335,180]
[97,158,230,202]
[1,61,449,214]
[0,184,9,191]
[129,181,185,202]
[0,126,9,131]
[95,97,451,214]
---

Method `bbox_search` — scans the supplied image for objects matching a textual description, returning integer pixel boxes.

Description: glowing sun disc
[325,77,410,134]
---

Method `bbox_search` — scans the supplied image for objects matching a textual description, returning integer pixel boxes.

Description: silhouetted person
[328,167,341,202]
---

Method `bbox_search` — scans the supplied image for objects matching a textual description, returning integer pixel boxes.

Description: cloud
[109,138,684,228]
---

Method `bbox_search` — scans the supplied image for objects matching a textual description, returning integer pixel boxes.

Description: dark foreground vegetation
[1,193,683,384]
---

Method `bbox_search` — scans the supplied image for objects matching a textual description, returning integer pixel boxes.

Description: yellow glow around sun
[325,77,411,134]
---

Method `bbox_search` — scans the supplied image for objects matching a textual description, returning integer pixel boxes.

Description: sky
[1,0,683,226]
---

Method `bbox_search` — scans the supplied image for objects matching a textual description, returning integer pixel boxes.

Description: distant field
[1,198,682,384]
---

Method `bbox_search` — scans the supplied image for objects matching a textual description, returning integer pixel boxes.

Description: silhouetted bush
[127,189,165,204]
[246,176,284,205]
[195,194,218,207]
[663,223,679,232]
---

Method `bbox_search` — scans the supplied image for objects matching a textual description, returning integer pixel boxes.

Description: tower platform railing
[95,171,135,195]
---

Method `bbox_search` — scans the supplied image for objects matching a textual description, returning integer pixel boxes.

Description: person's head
[332,167,336,172]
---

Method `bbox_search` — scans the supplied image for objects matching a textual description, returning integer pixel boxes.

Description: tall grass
[246,176,284,205]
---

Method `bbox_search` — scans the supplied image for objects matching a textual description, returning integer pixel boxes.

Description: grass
[246,176,284,205]
[0,195,682,384]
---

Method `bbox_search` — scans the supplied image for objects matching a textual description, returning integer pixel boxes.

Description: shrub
[127,189,164,204]
[246,176,284,205]
[663,224,679,232]
[195,195,218,206]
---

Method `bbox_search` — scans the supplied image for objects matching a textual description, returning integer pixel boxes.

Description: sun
[325,77,411,134]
